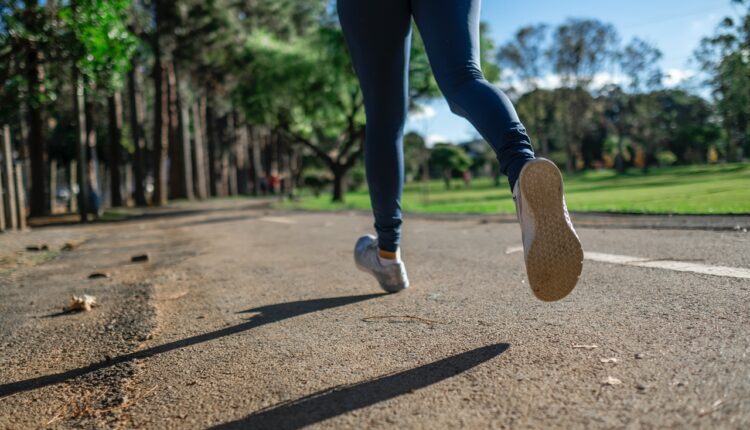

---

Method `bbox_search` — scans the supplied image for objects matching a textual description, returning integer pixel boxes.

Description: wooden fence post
[15,164,27,230]
[2,125,17,230]
[0,165,5,232]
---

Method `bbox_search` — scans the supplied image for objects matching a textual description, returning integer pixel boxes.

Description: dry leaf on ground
[602,376,622,386]
[573,344,599,350]
[64,295,97,312]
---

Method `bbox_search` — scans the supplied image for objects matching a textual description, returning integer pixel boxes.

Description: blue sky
[406,0,742,144]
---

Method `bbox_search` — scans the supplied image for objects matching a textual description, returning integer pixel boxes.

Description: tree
[62,0,136,218]
[403,132,429,182]
[429,143,472,189]
[0,1,52,216]
[498,24,550,155]
[548,18,619,172]
[695,0,750,161]
[620,37,663,93]
[498,24,549,90]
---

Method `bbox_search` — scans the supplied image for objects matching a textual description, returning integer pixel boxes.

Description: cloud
[425,134,448,147]
[664,68,696,87]
[408,105,437,121]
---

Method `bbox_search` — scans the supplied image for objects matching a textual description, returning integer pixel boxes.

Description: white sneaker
[354,235,409,293]
[513,158,583,301]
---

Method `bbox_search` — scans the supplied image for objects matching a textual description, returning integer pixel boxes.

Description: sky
[405,0,743,145]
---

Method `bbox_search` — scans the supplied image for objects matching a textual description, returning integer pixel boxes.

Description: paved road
[0,201,748,429]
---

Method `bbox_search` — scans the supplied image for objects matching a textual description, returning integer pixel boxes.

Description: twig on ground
[362,315,444,325]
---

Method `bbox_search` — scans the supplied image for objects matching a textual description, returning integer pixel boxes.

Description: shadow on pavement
[0,294,384,398]
[28,201,270,229]
[211,343,510,430]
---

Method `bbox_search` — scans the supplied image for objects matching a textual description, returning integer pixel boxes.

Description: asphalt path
[1,201,748,429]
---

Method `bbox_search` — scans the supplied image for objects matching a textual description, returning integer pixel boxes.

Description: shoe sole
[519,159,583,302]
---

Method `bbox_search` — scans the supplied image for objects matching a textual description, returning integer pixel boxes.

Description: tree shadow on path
[211,343,510,430]
[0,293,384,398]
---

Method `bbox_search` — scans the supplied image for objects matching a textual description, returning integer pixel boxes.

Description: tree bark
[250,126,262,196]
[2,126,17,229]
[49,159,57,212]
[236,123,250,195]
[153,62,169,205]
[152,1,169,206]
[73,71,88,221]
[331,165,348,202]
[108,92,124,207]
[167,61,188,199]
[226,110,237,196]
[205,95,220,197]
[191,101,209,199]
[175,64,194,200]
[84,90,99,199]
[26,22,47,217]
[127,60,148,206]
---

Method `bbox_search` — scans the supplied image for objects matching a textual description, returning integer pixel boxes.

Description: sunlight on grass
[281,163,750,215]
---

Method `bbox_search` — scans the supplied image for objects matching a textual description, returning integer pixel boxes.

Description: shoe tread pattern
[520,159,583,302]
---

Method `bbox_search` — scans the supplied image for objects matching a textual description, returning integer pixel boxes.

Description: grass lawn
[281,163,750,215]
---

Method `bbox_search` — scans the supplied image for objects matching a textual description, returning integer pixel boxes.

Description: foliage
[695,0,750,160]
[283,163,750,215]
[429,143,472,189]
[60,0,136,91]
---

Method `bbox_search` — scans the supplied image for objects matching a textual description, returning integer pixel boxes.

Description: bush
[656,150,677,166]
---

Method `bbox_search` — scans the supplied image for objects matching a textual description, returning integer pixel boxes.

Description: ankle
[378,248,401,265]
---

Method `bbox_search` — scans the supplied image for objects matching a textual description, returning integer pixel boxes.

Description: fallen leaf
[573,344,598,350]
[26,244,49,252]
[600,357,619,364]
[131,254,150,263]
[698,399,725,416]
[61,241,84,251]
[64,295,97,312]
[602,376,622,386]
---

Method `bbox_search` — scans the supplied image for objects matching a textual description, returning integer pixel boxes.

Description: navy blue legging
[338,0,535,252]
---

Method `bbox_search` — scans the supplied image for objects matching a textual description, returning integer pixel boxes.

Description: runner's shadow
[211,343,510,430]
[0,293,384,398]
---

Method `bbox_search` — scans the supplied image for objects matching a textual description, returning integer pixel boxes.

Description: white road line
[259,216,297,225]
[505,247,750,280]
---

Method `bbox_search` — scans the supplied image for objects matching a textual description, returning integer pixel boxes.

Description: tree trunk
[84,90,99,199]
[332,166,346,202]
[226,110,237,196]
[108,92,124,207]
[26,34,47,217]
[250,126,262,196]
[167,61,188,199]
[152,1,169,206]
[205,95,219,197]
[49,159,57,213]
[73,71,88,221]
[191,101,209,199]
[176,65,194,200]
[2,125,18,229]
[127,60,148,206]
[236,121,250,195]
[153,61,169,205]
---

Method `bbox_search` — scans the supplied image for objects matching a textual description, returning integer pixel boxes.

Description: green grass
[281,163,750,215]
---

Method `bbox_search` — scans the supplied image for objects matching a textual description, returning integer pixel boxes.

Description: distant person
[341,0,584,301]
